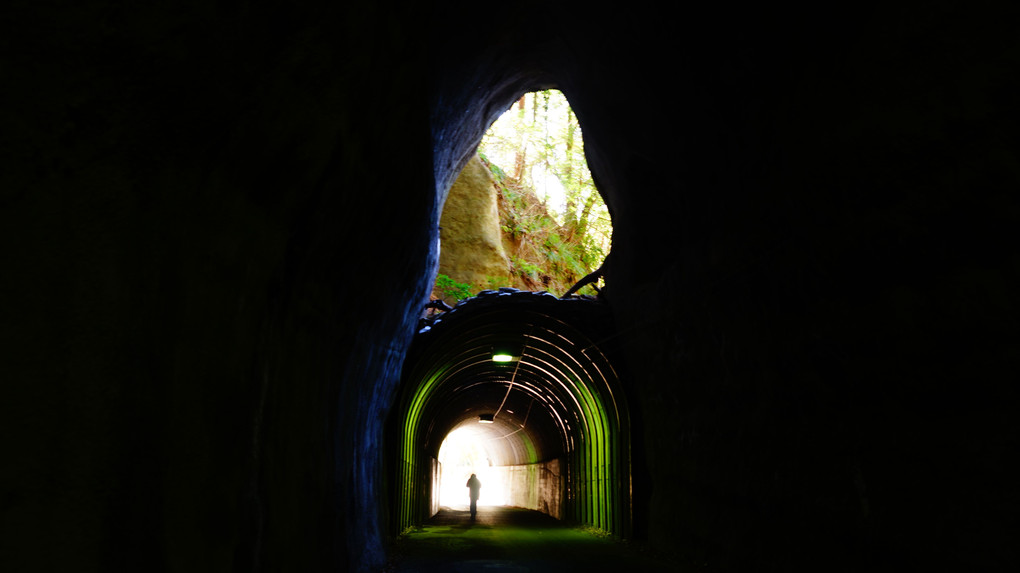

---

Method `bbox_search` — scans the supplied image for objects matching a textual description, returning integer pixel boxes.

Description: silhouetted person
[466,473,481,520]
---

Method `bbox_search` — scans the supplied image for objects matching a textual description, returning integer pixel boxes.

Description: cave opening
[432,89,612,305]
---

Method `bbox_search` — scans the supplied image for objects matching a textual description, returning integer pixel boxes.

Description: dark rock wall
[586,7,1020,569]
[2,3,433,571]
[2,1,1017,571]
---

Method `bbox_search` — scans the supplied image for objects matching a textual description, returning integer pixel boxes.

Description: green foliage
[476,90,611,295]
[439,102,613,299]
[478,151,506,183]
[480,89,612,258]
[510,256,542,280]
[434,274,474,301]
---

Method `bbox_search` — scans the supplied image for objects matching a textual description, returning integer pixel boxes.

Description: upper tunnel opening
[390,290,631,536]
[431,89,613,304]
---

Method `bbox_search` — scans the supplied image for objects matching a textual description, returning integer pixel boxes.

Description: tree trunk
[563,106,578,235]
[512,95,526,181]
[576,191,598,248]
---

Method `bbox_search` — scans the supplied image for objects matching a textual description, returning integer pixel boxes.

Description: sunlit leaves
[479,90,612,290]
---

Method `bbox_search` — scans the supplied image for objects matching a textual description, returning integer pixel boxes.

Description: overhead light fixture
[478,414,494,424]
[491,353,514,363]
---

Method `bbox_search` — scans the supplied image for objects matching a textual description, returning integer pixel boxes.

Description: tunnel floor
[386,506,690,572]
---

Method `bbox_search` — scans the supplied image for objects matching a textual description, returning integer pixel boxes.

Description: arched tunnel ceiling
[399,290,623,468]
[425,372,563,467]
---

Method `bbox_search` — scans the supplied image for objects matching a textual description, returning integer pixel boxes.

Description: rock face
[2,3,1018,573]
[437,154,509,297]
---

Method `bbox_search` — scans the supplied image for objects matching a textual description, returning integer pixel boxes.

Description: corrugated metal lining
[392,291,631,536]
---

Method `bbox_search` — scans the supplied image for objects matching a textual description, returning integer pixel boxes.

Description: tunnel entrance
[390,290,631,537]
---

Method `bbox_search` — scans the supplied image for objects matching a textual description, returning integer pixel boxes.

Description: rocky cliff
[436,154,510,302]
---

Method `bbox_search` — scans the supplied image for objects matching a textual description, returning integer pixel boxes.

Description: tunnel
[391,290,630,536]
[4,2,1019,572]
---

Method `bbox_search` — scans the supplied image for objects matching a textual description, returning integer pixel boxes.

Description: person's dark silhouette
[466,473,481,520]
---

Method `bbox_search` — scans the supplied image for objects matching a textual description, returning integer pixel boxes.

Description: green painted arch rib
[389,291,631,538]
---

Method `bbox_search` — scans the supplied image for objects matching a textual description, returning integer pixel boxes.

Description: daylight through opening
[432,90,612,305]
[437,426,509,509]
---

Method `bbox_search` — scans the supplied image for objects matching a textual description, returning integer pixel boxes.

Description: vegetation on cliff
[434,90,611,302]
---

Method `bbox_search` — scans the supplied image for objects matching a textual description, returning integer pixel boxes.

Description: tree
[475,90,612,292]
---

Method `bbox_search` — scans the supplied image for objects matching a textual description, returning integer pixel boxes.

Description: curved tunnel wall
[391,292,630,536]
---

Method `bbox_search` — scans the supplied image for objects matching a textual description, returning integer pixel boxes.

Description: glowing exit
[437,426,507,508]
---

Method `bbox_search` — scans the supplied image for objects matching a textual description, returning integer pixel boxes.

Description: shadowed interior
[4,3,1017,571]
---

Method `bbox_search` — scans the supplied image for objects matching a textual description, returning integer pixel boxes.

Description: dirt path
[386,506,692,572]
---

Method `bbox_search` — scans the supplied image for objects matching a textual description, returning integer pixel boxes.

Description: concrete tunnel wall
[3,2,1018,572]
[502,459,563,519]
